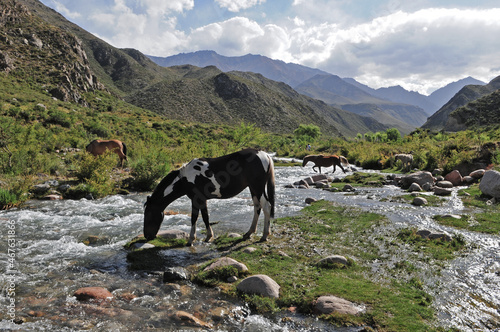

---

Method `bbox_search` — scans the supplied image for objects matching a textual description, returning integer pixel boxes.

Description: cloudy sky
[40,0,500,95]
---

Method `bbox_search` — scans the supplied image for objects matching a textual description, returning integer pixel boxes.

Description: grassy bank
[190,200,466,331]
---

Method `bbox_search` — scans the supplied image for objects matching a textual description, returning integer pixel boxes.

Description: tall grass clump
[73,151,116,198]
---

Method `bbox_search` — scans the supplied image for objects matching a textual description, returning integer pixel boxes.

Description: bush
[74,152,116,198]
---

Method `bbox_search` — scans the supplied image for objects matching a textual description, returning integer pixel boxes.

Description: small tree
[294,124,321,139]
[386,128,401,142]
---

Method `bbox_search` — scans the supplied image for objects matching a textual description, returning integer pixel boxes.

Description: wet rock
[227,232,241,238]
[408,183,422,192]
[412,197,428,206]
[444,170,463,186]
[432,169,443,176]
[463,176,475,184]
[32,183,50,194]
[172,310,213,329]
[43,194,62,200]
[470,169,485,179]
[436,180,453,188]
[293,179,310,188]
[227,276,238,283]
[58,184,71,192]
[131,242,155,250]
[417,230,452,242]
[313,295,365,315]
[83,235,110,246]
[203,257,248,273]
[236,274,280,298]
[342,184,355,192]
[315,181,330,189]
[479,170,500,198]
[441,214,462,219]
[400,171,434,189]
[74,287,113,302]
[305,197,316,204]
[434,187,452,196]
[422,182,432,191]
[163,267,189,282]
[317,255,349,267]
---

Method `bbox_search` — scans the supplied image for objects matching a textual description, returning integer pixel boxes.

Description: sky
[39,0,500,95]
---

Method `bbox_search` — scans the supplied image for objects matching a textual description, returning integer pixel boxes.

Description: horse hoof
[186,242,193,247]
[259,237,268,242]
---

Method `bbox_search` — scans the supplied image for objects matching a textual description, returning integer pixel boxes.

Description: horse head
[143,170,185,241]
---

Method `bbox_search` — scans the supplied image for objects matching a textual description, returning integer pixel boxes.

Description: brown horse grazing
[302,154,349,174]
[86,139,128,166]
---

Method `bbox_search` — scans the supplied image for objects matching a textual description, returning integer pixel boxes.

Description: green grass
[192,200,466,331]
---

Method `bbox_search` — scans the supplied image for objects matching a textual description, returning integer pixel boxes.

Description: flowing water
[0,165,499,331]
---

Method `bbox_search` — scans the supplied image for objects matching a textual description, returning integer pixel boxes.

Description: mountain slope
[8,0,390,138]
[296,74,428,133]
[427,76,486,110]
[422,76,500,131]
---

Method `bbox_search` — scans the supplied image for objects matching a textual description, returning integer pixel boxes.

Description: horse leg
[312,165,318,173]
[200,204,214,242]
[188,203,200,246]
[259,196,272,242]
[243,196,261,240]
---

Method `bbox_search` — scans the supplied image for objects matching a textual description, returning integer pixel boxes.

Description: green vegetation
[192,200,466,331]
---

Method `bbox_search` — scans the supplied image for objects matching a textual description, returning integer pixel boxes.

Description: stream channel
[0,164,499,331]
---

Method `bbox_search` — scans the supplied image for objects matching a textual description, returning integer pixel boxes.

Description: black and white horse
[144,149,275,246]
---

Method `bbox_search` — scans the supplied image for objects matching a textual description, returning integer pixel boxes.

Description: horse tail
[267,157,275,218]
[122,142,128,160]
[340,156,349,166]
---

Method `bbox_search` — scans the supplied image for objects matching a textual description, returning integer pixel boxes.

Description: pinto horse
[302,154,348,174]
[86,139,128,167]
[144,149,275,246]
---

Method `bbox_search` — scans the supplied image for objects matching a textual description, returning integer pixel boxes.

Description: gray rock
[408,183,422,192]
[342,184,354,192]
[204,257,248,273]
[132,242,155,250]
[412,197,428,206]
[400,171,435,189]
[313,296,365,315]
[470,169,485,179]
[318,255,348,267]
[436,180,453,188]
[163,267,189,282]
[157,229,189,240]
[479,170,500,198]
[236,274,280,298]
[434,187,452,196]
[305,197,317,204]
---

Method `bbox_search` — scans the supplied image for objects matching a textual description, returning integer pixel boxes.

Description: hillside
[296,74,428,134]
[6,0,388,138]
[427,77,485,110]
[422,76,500,131]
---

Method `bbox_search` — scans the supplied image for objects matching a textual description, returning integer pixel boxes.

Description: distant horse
[144,149,275,246]
[394,154,413,172]
[86,139,128,167]
[302,154,349,174]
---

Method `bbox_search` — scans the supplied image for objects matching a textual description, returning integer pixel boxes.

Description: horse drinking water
[86,139,128,167]
[144,149,275,246]
[302,154,348,174]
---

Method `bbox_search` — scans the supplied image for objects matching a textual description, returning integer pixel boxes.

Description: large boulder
[236,274,280,298]
[479,170,500,198]
[399,171,434,189]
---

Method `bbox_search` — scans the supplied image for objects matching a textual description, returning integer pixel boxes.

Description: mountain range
[3,0,500,137]
[149,51,489,133]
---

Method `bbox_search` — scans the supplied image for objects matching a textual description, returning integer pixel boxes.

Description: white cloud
[215,0,266,13]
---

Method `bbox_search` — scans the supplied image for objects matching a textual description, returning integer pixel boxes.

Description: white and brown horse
[144,149,275,246]
[302,154,349,174]
[86,139,128,167]
[394,154,413,172]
